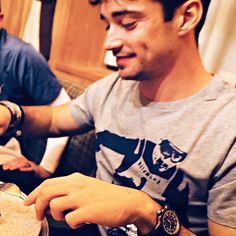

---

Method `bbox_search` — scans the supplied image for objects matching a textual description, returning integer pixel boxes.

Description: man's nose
[103,27,123,51]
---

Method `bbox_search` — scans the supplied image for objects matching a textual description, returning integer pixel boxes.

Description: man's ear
[175,0,203,36]
[0,13,3,21]
[0,13,3,28]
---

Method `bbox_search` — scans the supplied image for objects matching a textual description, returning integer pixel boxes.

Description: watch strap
[0,100,24,136]
[142,205,180,236]
[142,208,165,236]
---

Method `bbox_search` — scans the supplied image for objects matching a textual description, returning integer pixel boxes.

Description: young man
[0,2,70,194]
[0,0,235,235]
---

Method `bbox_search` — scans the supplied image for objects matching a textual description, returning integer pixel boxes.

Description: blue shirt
[0,28,61,105]
[0,28,62,144]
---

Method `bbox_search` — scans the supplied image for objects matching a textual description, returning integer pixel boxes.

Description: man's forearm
[134,194,196,236]
[137,201,236,236]
[22,105,53,137]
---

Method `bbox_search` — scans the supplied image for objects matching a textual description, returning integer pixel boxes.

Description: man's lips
[116,54,136,65]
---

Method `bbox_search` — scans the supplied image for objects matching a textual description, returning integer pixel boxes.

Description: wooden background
[2,0,111,87]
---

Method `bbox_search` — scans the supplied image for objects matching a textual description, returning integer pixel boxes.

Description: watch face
[162,209,180,235]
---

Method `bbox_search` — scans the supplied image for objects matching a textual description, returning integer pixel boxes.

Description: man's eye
[121,21,137,30]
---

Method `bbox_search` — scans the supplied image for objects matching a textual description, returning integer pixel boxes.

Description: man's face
[101,0,179,81]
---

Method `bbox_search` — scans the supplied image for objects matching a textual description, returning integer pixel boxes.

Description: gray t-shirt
[70,72,236,235]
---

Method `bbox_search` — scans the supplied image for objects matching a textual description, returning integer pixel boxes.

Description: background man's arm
[0,99,79,138]
[22,102,79,137]
[38,88,71,176]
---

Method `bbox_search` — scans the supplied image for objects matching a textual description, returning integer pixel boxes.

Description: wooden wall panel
[1,0,32,37]
[50,0,111,84]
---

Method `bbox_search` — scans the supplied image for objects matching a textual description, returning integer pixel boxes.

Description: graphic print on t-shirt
[96,130,190,235]
[96,130,187,189]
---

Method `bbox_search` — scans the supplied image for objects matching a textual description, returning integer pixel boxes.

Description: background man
[0,0,236,235]
[0,1,70,194]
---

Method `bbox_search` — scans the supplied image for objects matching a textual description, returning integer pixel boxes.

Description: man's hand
[0,105,11,135]
[2,156,52,179]
[24,173,160,232]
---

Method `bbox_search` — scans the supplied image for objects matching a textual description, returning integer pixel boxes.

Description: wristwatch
[0,100,24,136]
[144,205,181,236]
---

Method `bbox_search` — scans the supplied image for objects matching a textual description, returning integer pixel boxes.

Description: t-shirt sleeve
[13,43,62,105]
[208,142,236,227]
[69,72,119,133]
[69,87,95,133]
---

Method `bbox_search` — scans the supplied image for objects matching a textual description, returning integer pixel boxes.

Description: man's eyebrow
[100,10,141,20]
[112,10,134,17]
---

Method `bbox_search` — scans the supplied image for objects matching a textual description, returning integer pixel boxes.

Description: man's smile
[116,53,136,67]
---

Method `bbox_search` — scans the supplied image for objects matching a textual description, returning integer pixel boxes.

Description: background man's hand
[2,156,52,179]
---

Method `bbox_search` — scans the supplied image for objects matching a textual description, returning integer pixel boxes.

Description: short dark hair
[159,0,211,43]
[88,0,211,43]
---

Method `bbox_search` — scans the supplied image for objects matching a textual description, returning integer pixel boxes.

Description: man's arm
[24,173,234,236]
[38,88,71,175]
[0,89,73,178]
[0,100,79,138]
[209,219,236,236]
[23,173,162,231]
[2,88,72,178]
[24,103,79,136]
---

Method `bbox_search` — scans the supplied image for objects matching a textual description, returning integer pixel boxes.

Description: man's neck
[139,47,213,102]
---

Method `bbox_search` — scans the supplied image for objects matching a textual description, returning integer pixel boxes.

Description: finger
[5,162,29,170]
[3,157,29,170]
[65,208,90,229]
[15,158,33,167]
[19,162,34,171]
[24,176,71,206]
[3,163,19,170]
[2,158,19,169]
[35,185,72,220]
[32,186,55,221]
[66,203,126,229]
[49,195,76,221]
[26,178,72,220]
[19,166,34,172]
[9,162,26,170]
[4,158,18,165]
[24,184,42,206]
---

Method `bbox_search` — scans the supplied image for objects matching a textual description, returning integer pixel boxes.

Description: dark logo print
[96,131,190,233]
[96,131,187,191]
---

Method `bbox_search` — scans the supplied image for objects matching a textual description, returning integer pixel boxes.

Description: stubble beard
[118,63,150,81]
